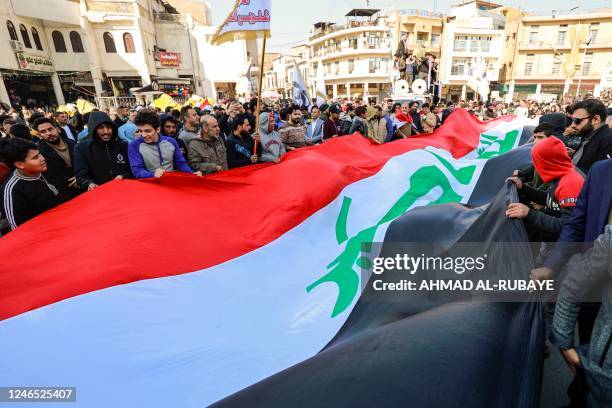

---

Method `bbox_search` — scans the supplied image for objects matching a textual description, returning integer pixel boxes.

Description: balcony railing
[86,1,133,14]
[398,9,444,18]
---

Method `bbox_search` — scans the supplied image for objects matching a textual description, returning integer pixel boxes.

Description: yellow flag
[76,99,95,114]
[153,93,179,111]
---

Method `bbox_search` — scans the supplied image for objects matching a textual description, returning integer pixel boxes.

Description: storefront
[58,71,97,102]
[1,52,60,108]
[105,75,142,97]
[152,77,193,99]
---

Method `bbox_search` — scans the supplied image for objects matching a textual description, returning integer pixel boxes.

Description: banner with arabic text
[211,0,271,46]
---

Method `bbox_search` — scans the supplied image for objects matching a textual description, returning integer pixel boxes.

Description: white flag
[292,58,312,109]
[211,0,271,45]
[315,58,326,107]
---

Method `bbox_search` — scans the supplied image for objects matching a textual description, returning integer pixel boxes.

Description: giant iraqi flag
[0,110,541,407]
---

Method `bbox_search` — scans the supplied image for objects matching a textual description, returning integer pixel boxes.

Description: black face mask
[577,119,595,138]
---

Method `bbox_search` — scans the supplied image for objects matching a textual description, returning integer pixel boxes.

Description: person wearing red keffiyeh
[392,111,414,139]
[507,137,585,244]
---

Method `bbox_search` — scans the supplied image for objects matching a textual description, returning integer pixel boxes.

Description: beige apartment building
[390,8,444,59]
[506,8,612,101]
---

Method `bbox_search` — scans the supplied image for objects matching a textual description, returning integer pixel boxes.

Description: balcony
[518,41,572,51]
[86,1,133,15]
[154,12,185,24]
[310,21,389,43]
[398,9,444,18]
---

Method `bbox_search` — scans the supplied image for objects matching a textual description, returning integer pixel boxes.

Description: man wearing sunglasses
[568,99,612,174]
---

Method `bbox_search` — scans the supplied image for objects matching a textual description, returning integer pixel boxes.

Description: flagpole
[253,35,267,156]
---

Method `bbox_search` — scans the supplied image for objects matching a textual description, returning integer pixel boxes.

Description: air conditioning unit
[10,39,23,52]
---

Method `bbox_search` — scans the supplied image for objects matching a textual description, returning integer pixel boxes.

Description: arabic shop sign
[159,52,180,67]
[15,53,54,72]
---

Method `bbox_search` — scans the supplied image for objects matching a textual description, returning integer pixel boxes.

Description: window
[453,35,467,51]
[557,26,567,45]
[52,30,66,52]
[528,31,538,44]
[367,34,379,48]
[451,58,467,76]
[469,36,479,52]
[123,32,135,53]
[589,29,598,44]
[6,20,17,41]
[526,53,535,61]
[582,62,591,75]
[431,33,440,46]
[70,31,84,53]
[31,27,42,50]
[480,38,490,52]
[416,32,427,46]
[552,61,561,75]
[19,24,31,48]
[369,58,382,73]
[584,52,593,61]
[103,32,116,53]
[524,62,533,76]
[349,38,358,49]
[348,59,354,72]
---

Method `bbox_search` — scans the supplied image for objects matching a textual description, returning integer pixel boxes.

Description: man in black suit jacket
[54,111,79,142]
[568,99,612,174]
[32,117,81,199]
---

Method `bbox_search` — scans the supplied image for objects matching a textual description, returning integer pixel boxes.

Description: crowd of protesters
[1,89,612,404]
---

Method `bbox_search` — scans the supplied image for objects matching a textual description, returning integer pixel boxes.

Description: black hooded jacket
[74,111,132,189]
[36,137,81,199]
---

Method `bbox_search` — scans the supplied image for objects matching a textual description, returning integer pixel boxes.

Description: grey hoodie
[258,112,286,163]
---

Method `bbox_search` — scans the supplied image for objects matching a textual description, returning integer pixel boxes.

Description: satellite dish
[393,80,410,96]
[412,79,427,95]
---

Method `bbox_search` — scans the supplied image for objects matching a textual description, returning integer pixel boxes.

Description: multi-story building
[307,8,394,103]
[389,8,444,60]
[438,1,506,101]
[0,0,255,107]
[506,8,612,101]
[263,44,309,100]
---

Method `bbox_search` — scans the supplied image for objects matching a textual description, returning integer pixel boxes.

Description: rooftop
[345,9,380,17]
[451,1,503,9]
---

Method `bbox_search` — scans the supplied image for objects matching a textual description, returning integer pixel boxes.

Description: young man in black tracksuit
[73,111,132,191]
[32,117,81,199]
[0,138,68,231]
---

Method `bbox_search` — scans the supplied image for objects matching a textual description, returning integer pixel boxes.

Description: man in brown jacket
[420,103,437,134]
[187,115,228,174]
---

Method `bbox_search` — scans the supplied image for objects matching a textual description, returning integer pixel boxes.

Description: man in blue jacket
[304,106,324,144]
[128,110,197,179]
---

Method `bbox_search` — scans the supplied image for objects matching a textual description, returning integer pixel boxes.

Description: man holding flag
[211,0,271,157]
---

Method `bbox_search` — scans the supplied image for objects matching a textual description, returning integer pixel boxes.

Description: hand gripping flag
[210,0,271,46]
[0,111,542,407]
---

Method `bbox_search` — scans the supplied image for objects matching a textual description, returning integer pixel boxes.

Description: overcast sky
[199,1,609,53]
